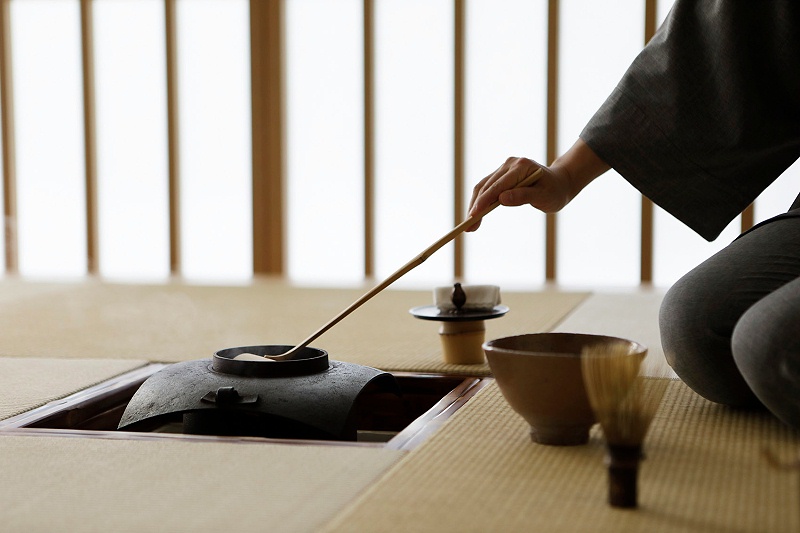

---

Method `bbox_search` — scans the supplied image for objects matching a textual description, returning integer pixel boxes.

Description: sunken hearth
[0,352,490,451]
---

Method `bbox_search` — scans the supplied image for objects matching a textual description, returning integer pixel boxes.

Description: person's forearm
[550,139,611,202]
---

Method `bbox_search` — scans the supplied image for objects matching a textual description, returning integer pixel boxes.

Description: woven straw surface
[0,279,587,375]
[554,289,676,377]
[0,434,402,533]
[0,357,148,420]
[324,381,800,533]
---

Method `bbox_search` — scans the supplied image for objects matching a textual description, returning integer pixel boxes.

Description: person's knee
[659,272,722,377]
[659,268,760,407]
[660,275,701,371]
[732,282,800,428]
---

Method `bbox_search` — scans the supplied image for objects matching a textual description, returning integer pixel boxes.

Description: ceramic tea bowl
[483,333,647,446]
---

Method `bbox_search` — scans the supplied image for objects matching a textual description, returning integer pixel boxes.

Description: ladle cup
[239,168,544,361]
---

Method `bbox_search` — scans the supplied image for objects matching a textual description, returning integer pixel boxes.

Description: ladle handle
[277,168,543,360]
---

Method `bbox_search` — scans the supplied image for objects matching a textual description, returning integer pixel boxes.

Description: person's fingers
[469,161,509,210]
[465,177,489,232]
[468,176,491,215]
[465,157,546,232]
[497,184,538,207]
[469,159,516,215]
[473,158,542,213]
[466,162,510,231]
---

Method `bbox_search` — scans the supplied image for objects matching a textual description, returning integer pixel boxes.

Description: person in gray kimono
[467,1,800,429]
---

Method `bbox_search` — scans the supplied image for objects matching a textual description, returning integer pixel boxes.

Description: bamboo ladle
[247,168,543,361]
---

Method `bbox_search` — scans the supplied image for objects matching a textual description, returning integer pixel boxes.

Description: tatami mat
[0,357,148,420]
[0,434,402,533]
[0,278,72,304]
[0,280,588,375]
[554,289,676,377]
[323,381,800,533]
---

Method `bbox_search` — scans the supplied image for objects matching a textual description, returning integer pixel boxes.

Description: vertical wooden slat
[165,0,181,274]
[363,0,374,279]
[453,0,465,279]
[640,0,657,284]
[741,203,754,233]
[640,200,654,284]
[0,0,17,274]
[250,0,284,275]
[545,0,559,281]
[80,0,98,274]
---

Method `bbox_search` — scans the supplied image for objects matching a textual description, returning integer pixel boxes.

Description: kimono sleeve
[580,0,800,241]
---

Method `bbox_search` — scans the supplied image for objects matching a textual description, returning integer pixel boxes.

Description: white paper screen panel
[3,0,789,290]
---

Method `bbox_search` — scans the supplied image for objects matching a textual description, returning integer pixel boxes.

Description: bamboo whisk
[581,343,669,508]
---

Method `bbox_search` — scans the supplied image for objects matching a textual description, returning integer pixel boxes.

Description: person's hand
[466,139,610,232]
[466,157,572,231]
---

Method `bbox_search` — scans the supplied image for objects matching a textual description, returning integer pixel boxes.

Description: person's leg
[732,276,800,428]
[659,216,800,407]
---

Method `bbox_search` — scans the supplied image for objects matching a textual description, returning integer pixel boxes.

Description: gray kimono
[580,0,800,241]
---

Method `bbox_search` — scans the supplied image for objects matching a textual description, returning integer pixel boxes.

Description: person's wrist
[548,159,580,204]
[551,139,609,200]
